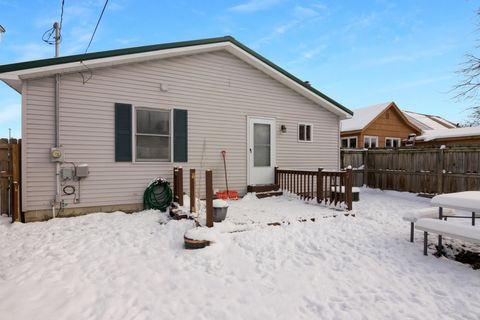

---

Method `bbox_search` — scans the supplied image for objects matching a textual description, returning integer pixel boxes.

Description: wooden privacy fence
[0,138,22,222]
[275,167,353,210]
[341,147,480,194]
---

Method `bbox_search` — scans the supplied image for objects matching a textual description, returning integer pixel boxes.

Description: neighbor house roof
[416,126,480,142]
[0,36,352,118]
[340,102,392,132]
[403,111,457,131]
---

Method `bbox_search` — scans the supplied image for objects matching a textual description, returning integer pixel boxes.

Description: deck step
[247,184,280,193]
[256,191,283,199]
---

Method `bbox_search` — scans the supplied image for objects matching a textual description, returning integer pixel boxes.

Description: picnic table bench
[415,218,480,255]
[409,191,480,256]
[403,207,456,242]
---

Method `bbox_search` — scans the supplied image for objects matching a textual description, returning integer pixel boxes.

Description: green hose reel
[143,178,173,212]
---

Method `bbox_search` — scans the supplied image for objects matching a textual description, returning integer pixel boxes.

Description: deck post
[345,167,353,211]
[424,231,428,256]
[173,167,178,202]
[206,170,213,227]
[317,168,323,203]
[410,222,414,243]
[274,166,278,186]
[190,169,196,213]
[178,167,184,206]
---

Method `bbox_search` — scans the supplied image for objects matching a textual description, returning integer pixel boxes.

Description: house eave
[0,36,353,118]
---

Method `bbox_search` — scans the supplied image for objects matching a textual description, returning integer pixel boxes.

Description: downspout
[53,73,61,219]
[52,21,61,219]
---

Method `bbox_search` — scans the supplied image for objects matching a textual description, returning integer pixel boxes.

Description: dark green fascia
[0,36,233,73]
[0,35,352,115]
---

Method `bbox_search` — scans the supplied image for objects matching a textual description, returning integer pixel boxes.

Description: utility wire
[79,0,108,84]
[59,0,65,31]
[84,0,109,54]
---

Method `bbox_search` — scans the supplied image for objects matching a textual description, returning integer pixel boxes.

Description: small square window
[386,137,401,148]
[341,136,357,149]
[298,124,312,142]
[364,136,378,148]
[349,137,357,148]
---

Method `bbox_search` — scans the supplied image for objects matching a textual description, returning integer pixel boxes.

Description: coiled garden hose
[143,178,173,212]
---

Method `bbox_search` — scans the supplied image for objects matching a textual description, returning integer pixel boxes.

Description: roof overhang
[0,36,352,118]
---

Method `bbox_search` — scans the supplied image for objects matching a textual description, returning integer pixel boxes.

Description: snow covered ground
[1,188,479,320]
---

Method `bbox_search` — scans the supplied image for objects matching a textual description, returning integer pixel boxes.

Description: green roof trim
[0,36,352,115]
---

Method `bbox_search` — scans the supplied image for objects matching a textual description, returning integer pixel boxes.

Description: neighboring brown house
[403,110,457,131]
[340,102,421,148]
[415,126,480,146]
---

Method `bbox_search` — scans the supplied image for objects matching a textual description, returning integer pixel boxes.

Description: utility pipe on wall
[52,21,61,219]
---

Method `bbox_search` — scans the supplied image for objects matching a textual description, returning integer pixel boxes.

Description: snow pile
[416,126,480,141]
[1,189,480,319]
[213,199,228,208]
[341,102,391,131]
[185,226,218,241]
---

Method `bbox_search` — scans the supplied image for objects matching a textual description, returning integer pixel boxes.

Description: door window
[253,123,271,167]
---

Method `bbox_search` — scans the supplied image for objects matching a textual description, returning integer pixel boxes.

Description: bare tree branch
[453,9,480,125]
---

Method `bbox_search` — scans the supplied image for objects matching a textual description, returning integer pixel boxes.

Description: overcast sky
[0,0,478,138]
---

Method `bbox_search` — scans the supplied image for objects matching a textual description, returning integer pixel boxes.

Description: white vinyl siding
[23,50,340,211]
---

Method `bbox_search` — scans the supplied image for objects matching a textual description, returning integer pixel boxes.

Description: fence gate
[0,138,22,222]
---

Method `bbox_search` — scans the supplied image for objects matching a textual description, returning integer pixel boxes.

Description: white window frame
[341,136,357,149]
[133,106,172,163]
[363,136,378,148]
[298,123,313,142]
[385,137,401,148]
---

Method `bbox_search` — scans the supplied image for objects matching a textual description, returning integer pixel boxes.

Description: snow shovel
[216,150,239,200]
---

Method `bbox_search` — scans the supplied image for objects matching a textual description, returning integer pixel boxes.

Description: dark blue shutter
[115,103,132,162]
[173,109,188,162]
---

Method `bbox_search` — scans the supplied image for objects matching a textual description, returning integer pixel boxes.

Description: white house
[0,36,352,221]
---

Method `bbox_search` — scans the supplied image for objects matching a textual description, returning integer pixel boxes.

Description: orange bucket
[215,191,239,200]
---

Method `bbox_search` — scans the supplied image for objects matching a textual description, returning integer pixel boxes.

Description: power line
[59,0,65,31]
[84,0,109,54]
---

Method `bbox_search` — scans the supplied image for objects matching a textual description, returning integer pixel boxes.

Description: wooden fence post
[274,166,278,185]
[205,170,213,227]
[178,167,184,206]
[437,148,444,194]
[345,167,353,211]
[363,150,368,187]
[190,169,196,213]
[317,168,323,203]
[11,139,21,223]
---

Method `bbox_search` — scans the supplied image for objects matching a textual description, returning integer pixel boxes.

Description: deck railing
[275,167,353,210]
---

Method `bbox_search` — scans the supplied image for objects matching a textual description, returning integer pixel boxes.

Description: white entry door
[248,117,276,185]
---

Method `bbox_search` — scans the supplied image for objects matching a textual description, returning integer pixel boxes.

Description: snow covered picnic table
[426,191,480,253]
[431,191,480,226]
